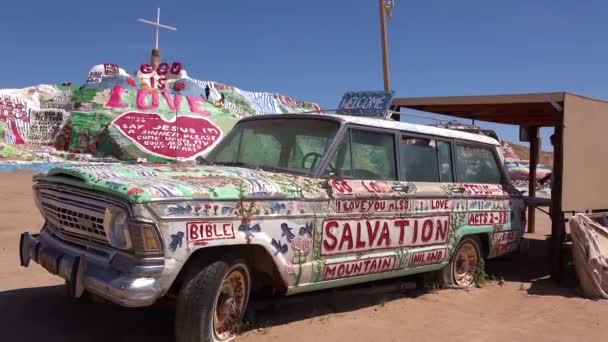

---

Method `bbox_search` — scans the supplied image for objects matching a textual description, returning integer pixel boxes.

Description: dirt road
[1,172,606,342]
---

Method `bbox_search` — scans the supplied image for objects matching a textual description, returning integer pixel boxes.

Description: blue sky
[2,0,607,151]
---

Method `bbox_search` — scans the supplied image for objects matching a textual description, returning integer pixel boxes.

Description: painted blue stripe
[0,162,77,172]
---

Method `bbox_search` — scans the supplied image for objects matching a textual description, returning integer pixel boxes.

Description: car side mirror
[327,168,345,180]
[196,156,211,165]
[335,168,345,179]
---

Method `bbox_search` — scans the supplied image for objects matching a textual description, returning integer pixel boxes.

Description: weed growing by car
[378,296,387,307]
[474,258,495,286]
[234,317,272,335]
[422,273,441,293]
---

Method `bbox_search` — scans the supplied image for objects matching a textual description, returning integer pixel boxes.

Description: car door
[398,134,465,268]
[313,127,413,284]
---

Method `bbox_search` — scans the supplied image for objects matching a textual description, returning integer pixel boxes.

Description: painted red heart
[112,111,223,160]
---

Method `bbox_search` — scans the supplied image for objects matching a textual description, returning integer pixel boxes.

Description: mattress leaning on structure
[569,213,608,299]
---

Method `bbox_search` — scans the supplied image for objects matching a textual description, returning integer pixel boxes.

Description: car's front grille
[36,187,120,246]
[41,201,106,241]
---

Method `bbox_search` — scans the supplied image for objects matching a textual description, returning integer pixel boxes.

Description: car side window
[325,129,397,180]
[401,136,453,182]
[326,131,353,178]
[437,140,453,182]
[455,144,502,184]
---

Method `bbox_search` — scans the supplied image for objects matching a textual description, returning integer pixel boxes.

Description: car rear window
[455,144,502,184]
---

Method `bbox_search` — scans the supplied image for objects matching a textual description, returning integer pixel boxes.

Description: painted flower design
[203,203,212,215]
[174,81,186,91]
[127,188,144,201]
[285,263,295,275]
[127,188,144,196]
[287,202,304,213]
[290,236,313,253]
[126,77,137,87]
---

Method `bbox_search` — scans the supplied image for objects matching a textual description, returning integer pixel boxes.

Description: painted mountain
[0,63,321,163]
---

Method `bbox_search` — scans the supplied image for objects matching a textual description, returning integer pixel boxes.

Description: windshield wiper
[195,156,212,165]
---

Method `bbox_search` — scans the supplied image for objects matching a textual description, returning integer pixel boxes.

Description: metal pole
[155,8,160,50]
[379,0,391,91]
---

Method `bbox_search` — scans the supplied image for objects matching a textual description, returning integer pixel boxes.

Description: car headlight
[104,207,163,256]
[104,207,132,250]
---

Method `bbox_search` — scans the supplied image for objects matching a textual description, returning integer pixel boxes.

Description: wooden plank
[528,127,540,233]
[393,92,565,107]
[400,104,561,126]
[561,93,608,211]
[392,93,574,126]
[550,124,565,281]
[415,113,559,126]
[411,102,557,113]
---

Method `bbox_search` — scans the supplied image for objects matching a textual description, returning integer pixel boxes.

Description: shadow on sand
[0,285,173,342]
[486,237,550,283]
[485,236,579,297]
[0,237,579,341]
[0,280,425,341]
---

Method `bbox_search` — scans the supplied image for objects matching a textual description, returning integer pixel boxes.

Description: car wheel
[441,237,481,288]
[176,258,251,342]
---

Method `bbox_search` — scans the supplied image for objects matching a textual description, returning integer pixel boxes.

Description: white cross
[138,8,177,50]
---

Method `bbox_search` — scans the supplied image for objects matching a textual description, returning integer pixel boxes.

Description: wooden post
[379,0,391,91]
[550,124,565,281]
[528,127,540,233]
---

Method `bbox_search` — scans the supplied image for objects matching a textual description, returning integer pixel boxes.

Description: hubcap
[213,267,248,341]
[453,242,478,287]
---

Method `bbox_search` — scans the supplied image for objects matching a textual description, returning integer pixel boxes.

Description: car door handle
[452,187,466,194]
[392,185,409,192]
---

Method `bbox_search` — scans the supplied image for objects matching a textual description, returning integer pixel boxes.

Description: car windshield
[205,118,340,175]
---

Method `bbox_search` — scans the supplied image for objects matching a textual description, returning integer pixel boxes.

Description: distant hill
[509,142,554,167]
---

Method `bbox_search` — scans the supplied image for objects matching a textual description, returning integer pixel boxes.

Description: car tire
[440,237,482,288]
[175,257,251,342]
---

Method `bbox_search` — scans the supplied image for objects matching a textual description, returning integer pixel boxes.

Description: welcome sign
[336,91,394,118]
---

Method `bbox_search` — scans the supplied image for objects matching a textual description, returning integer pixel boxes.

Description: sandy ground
[1,172,606,342]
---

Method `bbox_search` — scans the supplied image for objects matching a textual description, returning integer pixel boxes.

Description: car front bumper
[20,228,176,307]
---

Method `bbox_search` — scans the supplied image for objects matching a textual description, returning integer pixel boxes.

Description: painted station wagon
[20,113,526,342]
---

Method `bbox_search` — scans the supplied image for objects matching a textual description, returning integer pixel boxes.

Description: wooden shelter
[392,92,608,280]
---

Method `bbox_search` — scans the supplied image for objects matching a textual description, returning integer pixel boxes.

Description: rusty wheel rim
[213,265,248,341]
[453,242,478,287]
